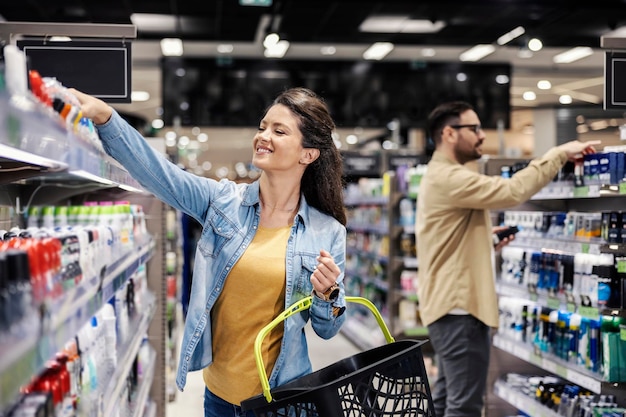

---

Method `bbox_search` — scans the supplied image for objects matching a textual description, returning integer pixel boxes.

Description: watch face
[328,286,340,301]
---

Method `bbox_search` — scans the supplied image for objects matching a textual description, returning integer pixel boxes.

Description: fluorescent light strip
[497,26,525,45]
[553,46,593,64]
[459,44,495,62]
[363,42,394,60]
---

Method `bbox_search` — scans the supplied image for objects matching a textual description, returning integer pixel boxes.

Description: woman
[72,87,348,417]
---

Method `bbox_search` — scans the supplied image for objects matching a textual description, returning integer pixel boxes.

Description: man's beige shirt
[416,148,568,328]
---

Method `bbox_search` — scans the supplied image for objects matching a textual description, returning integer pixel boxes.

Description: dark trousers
[427,314,491,417]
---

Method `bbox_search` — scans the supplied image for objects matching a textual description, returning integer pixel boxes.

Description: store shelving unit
[342,150,429,349]
[478,157,626,415]
[0,93,168,416]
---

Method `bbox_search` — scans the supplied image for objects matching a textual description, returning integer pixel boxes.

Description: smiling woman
[70,85,349,417]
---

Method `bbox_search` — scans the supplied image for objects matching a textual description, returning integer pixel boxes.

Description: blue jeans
[427,314,491,417]
[204,388,257,417]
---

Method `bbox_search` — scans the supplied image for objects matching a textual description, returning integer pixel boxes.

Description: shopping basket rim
[240,338,430,411]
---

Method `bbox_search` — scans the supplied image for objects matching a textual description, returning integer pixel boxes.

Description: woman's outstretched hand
[69,88,113,125]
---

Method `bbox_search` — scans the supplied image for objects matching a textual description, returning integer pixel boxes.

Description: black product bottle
[4,250,30,325]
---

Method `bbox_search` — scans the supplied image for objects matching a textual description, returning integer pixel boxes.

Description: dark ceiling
[1,0,624,48]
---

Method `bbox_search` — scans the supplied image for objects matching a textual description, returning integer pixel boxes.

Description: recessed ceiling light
[320,46,337,56]
[523,91,537,101]
[151,119,164,129]
[559,95,573,104]
[553,46,593,64]
[264,40,290,58]
[537,80,552,90]
[528,38,543,52]
[217,44,234,53]
[459,44,495,62]
[160,38,183,56]
[456,72,468,82]
[495,75,510,84]
[131,91,150,102]
[363,42,394,60]
[421,48,436,57]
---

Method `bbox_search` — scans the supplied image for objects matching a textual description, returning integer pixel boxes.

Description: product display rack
[478,157,626,415]
[0,93,169,416]
[342,150,429,349]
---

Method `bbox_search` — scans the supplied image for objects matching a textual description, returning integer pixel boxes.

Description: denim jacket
[96,110,347,392]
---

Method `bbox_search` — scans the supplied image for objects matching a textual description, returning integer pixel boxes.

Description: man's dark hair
[427,101,475,146]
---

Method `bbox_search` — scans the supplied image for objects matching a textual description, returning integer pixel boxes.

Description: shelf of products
[482,155,626,413]
[0,61,168,417]
[342,150,429,348]
[0,241,155,409]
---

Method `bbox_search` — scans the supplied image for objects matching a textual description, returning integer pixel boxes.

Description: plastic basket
[240,296,435,417]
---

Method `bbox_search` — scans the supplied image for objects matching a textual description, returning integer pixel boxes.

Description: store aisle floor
[166,323,363,417]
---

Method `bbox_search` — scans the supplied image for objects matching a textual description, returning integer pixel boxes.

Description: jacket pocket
[198,211,236,258]
[294,254,317,298]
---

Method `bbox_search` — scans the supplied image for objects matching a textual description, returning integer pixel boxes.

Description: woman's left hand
[311,249,340,297]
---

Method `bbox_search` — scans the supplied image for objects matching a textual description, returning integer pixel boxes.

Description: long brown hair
[271,87,346,225]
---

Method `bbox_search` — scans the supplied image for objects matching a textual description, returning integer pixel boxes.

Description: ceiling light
[131,13,177,32]
[553,46,593,64]
[421,48,436,57]
[523,91,537,101]
[264,40,290,58]
[50,36,72,42]
[197,133,208,143]
[363,42,394,60]
[537,80,552,90]
[131,91,150,102]
[456,73,468,82]
[559,95,573,104]
[359,16,445,33]
[497,26,525,45]
[263,33,280,48]
[528,38,543,52]
[459,44,495,62]
[495,74,510,84]
[217,44,234,53]
[151,119,164,129]
[160,38,183,56]
[320,46,337,56]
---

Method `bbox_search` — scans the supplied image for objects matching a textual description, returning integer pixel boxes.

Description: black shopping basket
[240,296,435,417]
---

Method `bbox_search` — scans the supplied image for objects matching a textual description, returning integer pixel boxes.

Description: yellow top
[203,224,291,404]
[416,148,567,328]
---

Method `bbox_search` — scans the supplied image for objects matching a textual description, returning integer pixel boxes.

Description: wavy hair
[271,87,346,225]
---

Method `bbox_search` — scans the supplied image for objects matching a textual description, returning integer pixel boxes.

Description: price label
[573,186,589,197]
[578,306,599,319]
[547,297,561,309]
[621,326,626,342]
[542,358,559,374]
[620,182,626,195]
[566,369,602,393]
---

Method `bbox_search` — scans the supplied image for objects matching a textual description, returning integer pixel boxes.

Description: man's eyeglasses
[450,124,483,134]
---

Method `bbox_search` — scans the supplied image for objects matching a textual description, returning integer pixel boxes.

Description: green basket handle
[253,295,395,403]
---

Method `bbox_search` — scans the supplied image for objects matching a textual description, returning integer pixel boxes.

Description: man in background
[417,101,599,417]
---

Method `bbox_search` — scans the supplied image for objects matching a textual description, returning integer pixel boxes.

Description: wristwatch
[315,283,340,302]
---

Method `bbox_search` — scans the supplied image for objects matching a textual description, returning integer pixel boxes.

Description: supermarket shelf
[102,294,156,417]
[531,183,626,200]
[494,380,561,417]
[493,334,605,394]
[131,348,156,417]
[341,313,388,350]
[0,95,144,191]
[346,223,390,235]
[344,196,389,206]
[0,239,155,411]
